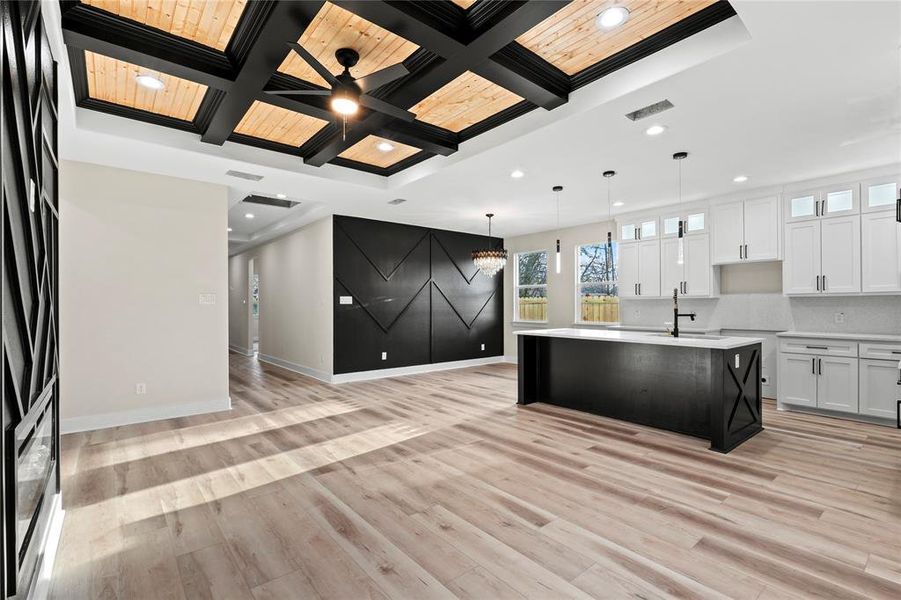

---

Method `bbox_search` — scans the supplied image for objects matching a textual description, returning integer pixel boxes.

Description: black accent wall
[334,216,503,374]
[2,2,60,597]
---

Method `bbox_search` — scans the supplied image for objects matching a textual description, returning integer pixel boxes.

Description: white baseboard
[30,493,64,600]
[258,354,333,383]
[258,353,510,384]
[61,397,232,434]
[229,344,254,356]
[503,355,518,364]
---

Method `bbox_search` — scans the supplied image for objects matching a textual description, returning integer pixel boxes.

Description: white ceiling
[47,1,901,254]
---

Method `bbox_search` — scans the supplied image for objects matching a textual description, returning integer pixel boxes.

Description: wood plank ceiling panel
[277,2,419,88]
[234,100,329,147]
[82,0,249,51]
[338,135,420,168]
[449,0,479,9]
[85,50,208,121]
[516,0,719,76]
[411,71,523,133]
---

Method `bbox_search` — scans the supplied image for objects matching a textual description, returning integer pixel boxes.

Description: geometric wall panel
[2,1,60,597]
[333,216,503,374]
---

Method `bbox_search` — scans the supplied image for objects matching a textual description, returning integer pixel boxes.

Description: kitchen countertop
[776,331,901,343]
[599,325,722,334]
[515,328,764,350]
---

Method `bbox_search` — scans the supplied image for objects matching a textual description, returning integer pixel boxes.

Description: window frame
[513,249,549,323]
[574,241,620,325]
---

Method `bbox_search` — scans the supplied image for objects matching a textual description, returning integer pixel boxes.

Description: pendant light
[673,152,688,266]
[603,170,616,276]
[553,185,563,274]
[471,213,508,276]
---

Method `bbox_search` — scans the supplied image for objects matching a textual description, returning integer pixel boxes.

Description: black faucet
[672,288,696,338]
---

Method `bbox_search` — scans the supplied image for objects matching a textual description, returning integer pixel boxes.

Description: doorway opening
[249,258,260,356]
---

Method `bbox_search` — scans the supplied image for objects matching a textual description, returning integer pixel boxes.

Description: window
[515,250,548,322]
[577,241,619,323]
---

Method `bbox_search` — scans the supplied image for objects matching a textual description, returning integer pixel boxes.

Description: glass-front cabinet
[619,217,658,242]
[786,183,859,222]
[861,176,900,213]
[662,210,706,237]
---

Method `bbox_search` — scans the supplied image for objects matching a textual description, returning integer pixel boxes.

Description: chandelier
[472,213,507,277]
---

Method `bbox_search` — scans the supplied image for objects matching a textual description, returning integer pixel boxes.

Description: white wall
[503,220,616,356]
[59,160,230,432]
[228,217,333,377]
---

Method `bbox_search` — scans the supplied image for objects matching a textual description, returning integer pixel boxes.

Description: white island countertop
[515,328,764,350]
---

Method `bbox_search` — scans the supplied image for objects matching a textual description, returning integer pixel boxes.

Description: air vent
[625,99,674,122]
[242,195,299,209]
[388,198,407,205]
[226,169,264,181]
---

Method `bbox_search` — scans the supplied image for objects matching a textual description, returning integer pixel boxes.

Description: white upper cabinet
[784,216,861,295]
[618,240,660,297]
[861,212,901,293]
[660,237,682,296]
[637,240,661,297]
[662,211,706,237]
[786,183,859,222]
[785,189,819,222]
[820,216,860,294]
[711,197,779,264]
[861,176,900,213]
[620,217,658,242]
[783,220,822,294]
[683,235,711,297]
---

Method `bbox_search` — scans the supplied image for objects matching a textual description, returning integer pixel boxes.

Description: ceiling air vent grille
[243,195,299,209]
[226,169,264,181]
[625,99,674,122]
[388,198,407,205]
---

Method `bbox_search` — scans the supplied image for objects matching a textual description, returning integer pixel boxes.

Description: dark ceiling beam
[378,121,458,157]
[306,0,568,167]
[199,1,326,145]
[60,4,235,90]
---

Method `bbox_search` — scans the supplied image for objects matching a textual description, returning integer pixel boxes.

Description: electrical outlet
[834,312,845,324]
[199,293,216,305]
[381,352,387,361]
[633,308,641,319]
[135,383,147,395]
[480,343,485,351]
[734,354,740,369]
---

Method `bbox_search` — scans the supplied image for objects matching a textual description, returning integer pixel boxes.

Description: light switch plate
[135,383,147,395]
[834,312,845,324]
[381,352,387,360]
[339,296,353,305]
[734,354,740,369]
[480,343,485,351]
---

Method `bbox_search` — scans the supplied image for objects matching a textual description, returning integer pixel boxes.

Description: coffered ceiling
[60,0,736,176]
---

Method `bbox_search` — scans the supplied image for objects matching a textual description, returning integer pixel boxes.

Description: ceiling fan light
[331,96,359,116]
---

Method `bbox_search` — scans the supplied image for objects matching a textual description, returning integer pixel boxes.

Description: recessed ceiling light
[510,169,524,179]
[645,124,666,136]
[613,201,625,207]
[276,193,287,199]
[135,74,165,90]
[376,141,395,152]
[597,6,630,29]
[733,175,749,183]
[227,227,233,232]
[244,213,255,219]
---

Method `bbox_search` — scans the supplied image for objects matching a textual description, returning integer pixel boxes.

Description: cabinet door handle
[818,358,822,375]
[815,199,819,217]
[806,345,828,350]
[812,358,816,374]
[739,244,743,260]
[744,244,748,258]
[822,275,827,291]
[891,351,901,355]
[816,275,820,291]
[638,283,641,296]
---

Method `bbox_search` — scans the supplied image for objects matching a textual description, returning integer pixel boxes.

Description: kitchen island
[516,328,765,453]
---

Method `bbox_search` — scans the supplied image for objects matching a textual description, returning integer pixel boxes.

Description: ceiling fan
[266,43,416,132]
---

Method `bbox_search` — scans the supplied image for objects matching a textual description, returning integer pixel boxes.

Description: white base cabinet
[859,359,901,419]
[779,335,901,423]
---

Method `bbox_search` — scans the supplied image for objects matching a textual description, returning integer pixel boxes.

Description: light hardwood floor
[51,353,901,599]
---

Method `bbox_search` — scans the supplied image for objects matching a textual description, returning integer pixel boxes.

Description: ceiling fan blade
[287,42,338,86]
[356,63,409,93]
[359,95,415,122]
[265,89,332,96]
